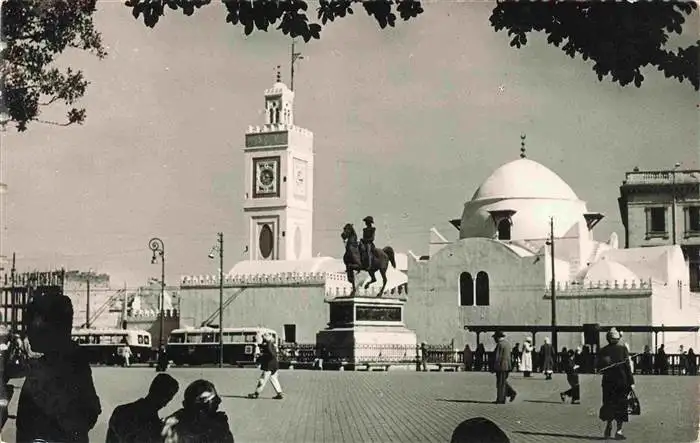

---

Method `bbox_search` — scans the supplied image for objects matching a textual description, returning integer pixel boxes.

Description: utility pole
[290,40,303,91]
[9,252,14,331]
[85,276,91,329]
[549,217,557,353]
[218,232,224,368]
[121,282,128,329]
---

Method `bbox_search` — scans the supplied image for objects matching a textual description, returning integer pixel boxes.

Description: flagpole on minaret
[291,40,303,91]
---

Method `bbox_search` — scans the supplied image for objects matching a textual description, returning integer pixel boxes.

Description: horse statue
[341,223,396,296]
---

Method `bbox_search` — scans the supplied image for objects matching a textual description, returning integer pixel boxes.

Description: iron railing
[277,343,699,375]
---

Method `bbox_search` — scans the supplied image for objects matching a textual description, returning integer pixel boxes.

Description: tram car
[166,326,278,367]
[71,328,154,365]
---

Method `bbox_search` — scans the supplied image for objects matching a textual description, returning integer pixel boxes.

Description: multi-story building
[618,167,700,291]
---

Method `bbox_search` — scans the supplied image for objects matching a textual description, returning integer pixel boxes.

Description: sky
[3,1,699,287]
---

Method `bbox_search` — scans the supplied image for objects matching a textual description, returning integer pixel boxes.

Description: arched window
[459,272,474,306]
[497,218,512,240]
[475,271,490,306]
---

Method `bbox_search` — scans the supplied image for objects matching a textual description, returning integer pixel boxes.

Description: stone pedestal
[316,295,417,370]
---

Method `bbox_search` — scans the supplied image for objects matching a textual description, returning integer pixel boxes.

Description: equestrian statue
[341,216,396,296]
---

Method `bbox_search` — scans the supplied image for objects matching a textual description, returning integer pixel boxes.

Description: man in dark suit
[491,330,517,404]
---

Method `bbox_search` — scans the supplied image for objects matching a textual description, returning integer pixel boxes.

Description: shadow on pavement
[524,400,564,404]
[515,431,605,440]
[436,399,496,405]
[221,395,266,400]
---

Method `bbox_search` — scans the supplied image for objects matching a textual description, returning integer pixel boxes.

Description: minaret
[242,69,314,261]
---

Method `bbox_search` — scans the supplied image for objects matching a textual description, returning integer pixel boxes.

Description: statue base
[315,295,417,371]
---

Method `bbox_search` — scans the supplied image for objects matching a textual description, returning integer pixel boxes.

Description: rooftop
[622,169,700,186]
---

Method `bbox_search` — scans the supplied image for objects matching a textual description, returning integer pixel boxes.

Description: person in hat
[597,327,635,440]
[491,331,517,404]
[16,295,102,443]
[161,379,234,443]
[361,216,376,269]
[520,337,533,377]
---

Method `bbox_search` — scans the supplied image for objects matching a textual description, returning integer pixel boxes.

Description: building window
[686,206,700,234]
[646,207,667,235]
[475,271,490,306]
[459,272,474,306]
[497,219,512,240]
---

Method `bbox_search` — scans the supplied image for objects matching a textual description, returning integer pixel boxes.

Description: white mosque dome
[459,157,589,241]
[584,260,639,284]
[471,158,578,202]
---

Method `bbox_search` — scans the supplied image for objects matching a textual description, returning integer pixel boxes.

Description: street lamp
[148,237,165,348]
[209,233,224,368]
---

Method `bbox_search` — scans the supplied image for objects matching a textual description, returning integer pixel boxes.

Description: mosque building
[179,78,699,352]
[179,77,408,344]
[405,143,700,352]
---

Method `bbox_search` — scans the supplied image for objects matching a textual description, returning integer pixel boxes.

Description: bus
[71,328,154,365]
[166,326,278,367]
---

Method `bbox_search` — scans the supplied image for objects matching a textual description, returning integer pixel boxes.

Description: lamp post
[148,238,165,348]
[209,233,224,368]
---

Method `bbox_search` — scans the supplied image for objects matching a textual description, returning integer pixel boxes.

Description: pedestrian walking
[539,337,555,380]
[248,332,284,400]
[560,349,580,404]
[419,342,429,372]
[597,327,635,440]
[491,331,517,404]
[519,338,533,377]
[156,345,169,372]
[510,342,521,372]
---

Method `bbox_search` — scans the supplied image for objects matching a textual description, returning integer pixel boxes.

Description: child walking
[560,348,580,404]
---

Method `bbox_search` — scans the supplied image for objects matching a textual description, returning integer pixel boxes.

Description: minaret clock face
[253,156,280,198]
[293,158,307,199]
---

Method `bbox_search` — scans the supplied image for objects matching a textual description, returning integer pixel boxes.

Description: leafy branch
[1,0,106,132]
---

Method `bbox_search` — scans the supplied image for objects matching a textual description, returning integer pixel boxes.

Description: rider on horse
[361,216,376,269]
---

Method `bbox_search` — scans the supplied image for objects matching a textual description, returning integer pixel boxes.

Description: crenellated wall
[178,285,327,343]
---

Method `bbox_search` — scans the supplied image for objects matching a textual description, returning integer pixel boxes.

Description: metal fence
[278,343,699,375]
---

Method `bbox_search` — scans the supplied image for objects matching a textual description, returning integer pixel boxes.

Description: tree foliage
[490,1,699,90]
[1,0,106,132]
[2,1,698,133]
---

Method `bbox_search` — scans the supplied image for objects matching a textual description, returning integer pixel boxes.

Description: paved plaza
[3,368,698,443]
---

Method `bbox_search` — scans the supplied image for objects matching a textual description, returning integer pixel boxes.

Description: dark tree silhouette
[1,0,697,132]
[490,2,699,90]
[125,1,697,91]
[1,0,106,132]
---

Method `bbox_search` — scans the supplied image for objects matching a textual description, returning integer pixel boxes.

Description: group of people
[107,374,234,443]
[0,294,290,442]
[490,327,637,440]
[637,344,697,375]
